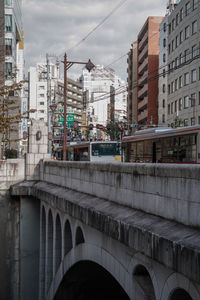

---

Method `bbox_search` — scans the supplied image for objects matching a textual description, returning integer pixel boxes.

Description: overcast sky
[22,0,167,81]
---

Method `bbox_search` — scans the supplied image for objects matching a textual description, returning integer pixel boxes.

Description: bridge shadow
[54,260,130,300]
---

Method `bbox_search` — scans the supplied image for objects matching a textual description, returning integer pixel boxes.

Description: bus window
[143,141,153,162]
[91,143,120,156]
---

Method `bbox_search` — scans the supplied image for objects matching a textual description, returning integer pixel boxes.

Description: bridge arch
[54,260,130,300]
[75,226,85,246]
[64,220,72,256]
[48,243,131,300]
[133,264,156,300]
[55,214,62,273]
[161,272,200,300]
[169,288,193,300]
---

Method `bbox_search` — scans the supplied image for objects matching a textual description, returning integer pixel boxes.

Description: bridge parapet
[41,161,200,228]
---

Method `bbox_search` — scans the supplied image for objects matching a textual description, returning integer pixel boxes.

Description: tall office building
[137,16,164,127]
[0,0,23,157]
[166,0,200,126]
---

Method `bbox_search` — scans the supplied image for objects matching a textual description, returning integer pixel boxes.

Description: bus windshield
[91,143,120,156]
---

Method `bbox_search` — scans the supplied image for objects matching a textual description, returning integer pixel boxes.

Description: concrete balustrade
[41,161,200,228]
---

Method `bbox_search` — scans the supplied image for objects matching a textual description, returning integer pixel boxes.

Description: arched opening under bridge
[170,288,193,300]
[54,260,130,300]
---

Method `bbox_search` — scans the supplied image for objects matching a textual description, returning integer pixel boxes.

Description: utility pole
[62,53,95,161]
[46,53,51,154]
[63,53,67,161]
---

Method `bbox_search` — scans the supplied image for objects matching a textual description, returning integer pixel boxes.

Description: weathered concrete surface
[11,180,200,285]
[0,159,24,300]
[39,161,200,228]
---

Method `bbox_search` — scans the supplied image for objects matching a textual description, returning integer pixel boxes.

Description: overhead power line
[59,0,129,56]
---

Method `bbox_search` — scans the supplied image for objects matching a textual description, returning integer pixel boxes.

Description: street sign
[67,113,74,125]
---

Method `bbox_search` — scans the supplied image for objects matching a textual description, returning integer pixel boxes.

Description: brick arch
[161,272,200,300]
[64,219,73,256]
[48,243,130,300]
[133,264,156,300]
[169,288,193,300]
[55,214,62,273]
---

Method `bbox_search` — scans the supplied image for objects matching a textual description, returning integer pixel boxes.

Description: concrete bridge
[11,160,200,300]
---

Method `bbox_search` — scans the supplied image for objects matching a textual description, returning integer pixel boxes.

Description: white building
[80,65,127,135]
[29,62,60,122]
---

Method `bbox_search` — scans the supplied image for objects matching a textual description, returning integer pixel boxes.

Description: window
[192,20,197,34]
[5,0,12,6]
[163,23,166,32]
[175,57,179,68]
[39,94,45,97]
[199,116,200,124]
[185,2,191,16]
[39,86,45,90]
[185,26,190,39]
[179,76,183,88]
[175,100,178,112]
[191,93,196,106]
[162,114,165,123]
[163,38,166,48]
[171,102,174,114]
[162,84,166,93]
[191,69,197,82]
[5,62,12,77]
[184,95,189,108]
[168,44,171,54]
[172,40,175,51]
[175,79,178,91]
[171,81,174,93]
[176,13,179,26]
[180,31,183,44]
[163,69,166,78]
[5,38,12,55]
[179,98,182,110]
[184,72,190,85]
[168,104,170,114]
[191,117,195,125]
[172,19,175,31]
[184,49,190,62]
[169,23,171,34]
[163,53,166,63]
[193,0,198,9]
[40,110,45,113]
[175,35,179,48]
[192,44,198,58]
[180,8,183,21]
[40,102,44,105]
[163,99,165,108]
[199,91,200,105]
[168,84,170,95]
[184,119,189,126]
[5,15,12,32]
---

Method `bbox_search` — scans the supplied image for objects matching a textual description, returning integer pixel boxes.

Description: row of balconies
[138,43,148,64]
[138,57,148,75]
[138,31,148,51]
[138,84,148,100]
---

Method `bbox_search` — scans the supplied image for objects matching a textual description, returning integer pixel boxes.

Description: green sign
[58,109,74,125]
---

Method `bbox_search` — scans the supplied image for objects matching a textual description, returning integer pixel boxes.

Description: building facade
[167,0,200,126]
[80,65,127,139]
[137,16,164,127]
[127,41,138,132]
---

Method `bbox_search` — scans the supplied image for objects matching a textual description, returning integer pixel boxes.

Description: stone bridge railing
[40,160,200,228]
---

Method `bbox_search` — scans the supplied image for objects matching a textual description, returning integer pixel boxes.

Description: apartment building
[137,16,164,127]
[167,0,200,126]
[127,41,138,132]
[29,62,60,122]
[80,65,127,134]
[55,79,83,127]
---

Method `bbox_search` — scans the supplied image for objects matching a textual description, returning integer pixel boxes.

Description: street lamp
[62,53,95,160]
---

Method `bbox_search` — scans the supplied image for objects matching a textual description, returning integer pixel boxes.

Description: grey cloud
[22,0,166,80]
